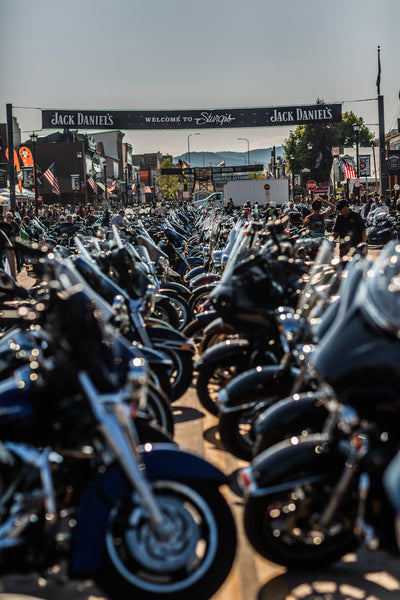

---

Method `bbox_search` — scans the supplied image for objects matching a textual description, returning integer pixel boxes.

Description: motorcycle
[239,240,400,569]
[195,219,307,416]
[0,255,237,600]
[366,210,397,246]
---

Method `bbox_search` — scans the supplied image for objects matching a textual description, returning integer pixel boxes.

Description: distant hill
[173,147,284,168]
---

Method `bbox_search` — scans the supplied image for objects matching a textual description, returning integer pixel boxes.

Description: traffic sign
[264,183,270,190]
[306,180,317,191]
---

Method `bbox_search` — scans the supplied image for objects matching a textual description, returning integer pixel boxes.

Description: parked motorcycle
[239,240,400,569]
[0,254,237,600]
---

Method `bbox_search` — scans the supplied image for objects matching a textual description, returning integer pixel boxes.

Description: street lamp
[30,132,38,215]
[289,154,295,200]
[238,138,250,165]
[307,143,313,199]
[76,151,83,206]
[187,133,200,165]
[307,142,313,172]
[124,166,129,207]
[103,157,108,203]
[353,123,361,202]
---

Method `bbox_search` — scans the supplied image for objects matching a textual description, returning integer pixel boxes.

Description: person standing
[303,197,336,234]
[110,209,125,227]
[333,199,366,257]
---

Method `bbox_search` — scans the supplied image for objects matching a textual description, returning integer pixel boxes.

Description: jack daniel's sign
[42,104,342,130]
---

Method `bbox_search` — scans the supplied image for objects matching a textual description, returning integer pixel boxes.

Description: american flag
[107,181,116,193]
[131,183,137,194]
[87,175,98,194]
[144,185,152,193]
[342,158,356,179]
[43,163,60,195]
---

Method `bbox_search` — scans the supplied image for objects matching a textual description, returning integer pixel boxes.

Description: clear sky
[1,0,399,158]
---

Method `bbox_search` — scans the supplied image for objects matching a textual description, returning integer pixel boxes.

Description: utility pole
[377,46,387,196]
[6,104,16,212]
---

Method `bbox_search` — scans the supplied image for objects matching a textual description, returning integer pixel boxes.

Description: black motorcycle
[239,240,400,569]
[0,255,237,600]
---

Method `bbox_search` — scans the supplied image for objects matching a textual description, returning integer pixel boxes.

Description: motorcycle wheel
[153,297,181,330]
[181,318,210,352]
[218,408,261,461]
[218,388,291,462]
[189,285,215,315]
[97,481,237,600]
[196,354,249,416]
[167,349,194,402]
[143,382,175,436]
[244,450,359,568]
[163,292,192,330]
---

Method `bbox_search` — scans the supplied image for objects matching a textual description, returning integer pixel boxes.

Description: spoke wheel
[98,481,236,600]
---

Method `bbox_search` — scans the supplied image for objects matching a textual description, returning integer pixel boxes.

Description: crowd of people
[0,189,398,283]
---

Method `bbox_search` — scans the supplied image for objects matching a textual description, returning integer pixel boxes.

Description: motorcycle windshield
[360,240,400,337]
[296,239,336,315]
[57,258,116,324]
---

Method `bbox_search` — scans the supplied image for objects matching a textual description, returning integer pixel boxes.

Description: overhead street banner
[42,104,342,130]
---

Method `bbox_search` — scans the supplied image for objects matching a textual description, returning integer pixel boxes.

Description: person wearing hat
[333,200,366,257]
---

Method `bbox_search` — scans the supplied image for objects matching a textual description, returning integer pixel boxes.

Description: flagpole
[377,45,387,197]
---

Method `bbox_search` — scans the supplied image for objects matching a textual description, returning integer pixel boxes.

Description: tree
[283,100,375,188]
[156,157,180,201]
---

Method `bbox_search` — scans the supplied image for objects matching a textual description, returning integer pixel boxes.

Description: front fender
[71,445,228,575]
[218,365,299,412]
[183,265,205,283]
[254,391,324,437]
[148,325,195,354]
[160,281,191,299]
[188,273,220,290]
[203,317,236,339]
[245,433,338,494]
[195,338,251,370]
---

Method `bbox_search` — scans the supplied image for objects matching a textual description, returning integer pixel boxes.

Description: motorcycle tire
[163,292,192,330]
[97,481,237,600]
[142,382,175,436]
[153,297,181,330]
[181,318,209,352]
[243,445,359,569]
[166,349,194,402]
[188,285,215,315]
[196,353,250,416]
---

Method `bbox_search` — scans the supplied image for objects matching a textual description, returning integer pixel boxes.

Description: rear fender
[218,365,299,413]
[194,338,251,370]
[71,445,227,575]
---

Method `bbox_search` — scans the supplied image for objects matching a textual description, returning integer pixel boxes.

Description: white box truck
[223,179,289,207]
